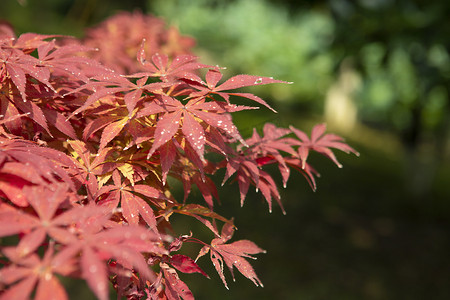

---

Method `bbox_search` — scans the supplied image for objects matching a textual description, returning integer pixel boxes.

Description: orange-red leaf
[170,254,209,278]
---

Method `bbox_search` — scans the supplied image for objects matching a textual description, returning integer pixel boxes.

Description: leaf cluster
[0,12,357,300]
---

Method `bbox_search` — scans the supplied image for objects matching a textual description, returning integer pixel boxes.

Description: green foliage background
[1,0,449,299]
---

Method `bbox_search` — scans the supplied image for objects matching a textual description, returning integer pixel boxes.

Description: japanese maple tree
[0,12,358,300]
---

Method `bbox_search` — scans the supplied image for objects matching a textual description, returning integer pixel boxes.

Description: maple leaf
[244,123,297,187]
[51,204,166,300]
[0,80,52,136]
[2,32,58,51]
[140,95,245,166]
[137,40,210,81]
[67,140,116,198]
[158,153,221,210]
[0,18,361,300]
[79,102,151,150]
[0,138,77,206]
[186,68,292,112]
[169,254,209,278]
[0,36,105,139]
[1,33,101,96]
[157,138,178,185]
[146,265,195,300]
[0,244,75,300]
[284,157,320,191]
[95,169,166,231]
[220,154,260,207]
[0,100,27,137]
[0,172,31,207]
[0,43,56,102]
[41,107,77,139]
[82,113,123,141]
[289,123,359,168]
[79,95,130,141]
[67,71,169,119]
[181,169,219,210]
[0,184,79,257]
[98,117,129,150]
[220,153,287,214]
[34,39,106,83]
[160,263,195,300]
[195,223,266,289]
[256,170,285,214]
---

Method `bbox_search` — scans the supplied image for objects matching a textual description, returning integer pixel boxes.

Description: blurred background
[1,0,449,299]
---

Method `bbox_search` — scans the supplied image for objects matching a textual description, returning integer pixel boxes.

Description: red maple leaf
[95,169,166,231]
[67,72,169,119]
[169,254,209,278]
[139,95,245,163]
[0,138,77,206]
[0,196,163,300]
[0,184,80,257]
[220,153,260,208]
[244,123,297,187]
[0,243,75,300]
[50,204,166,300]
[284,157,320,191]
[0,42,56,102]
[67,140,116,199]
[195,223,266,289]
[79,100,151,150]
[0,18,360,300]
[34,39,106,83]
[146,265,195,300]
[0,34,106,137]
[0,80,52,136]
[186,68,291,112]
[289,123,359,168]
[137,40,211,81]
